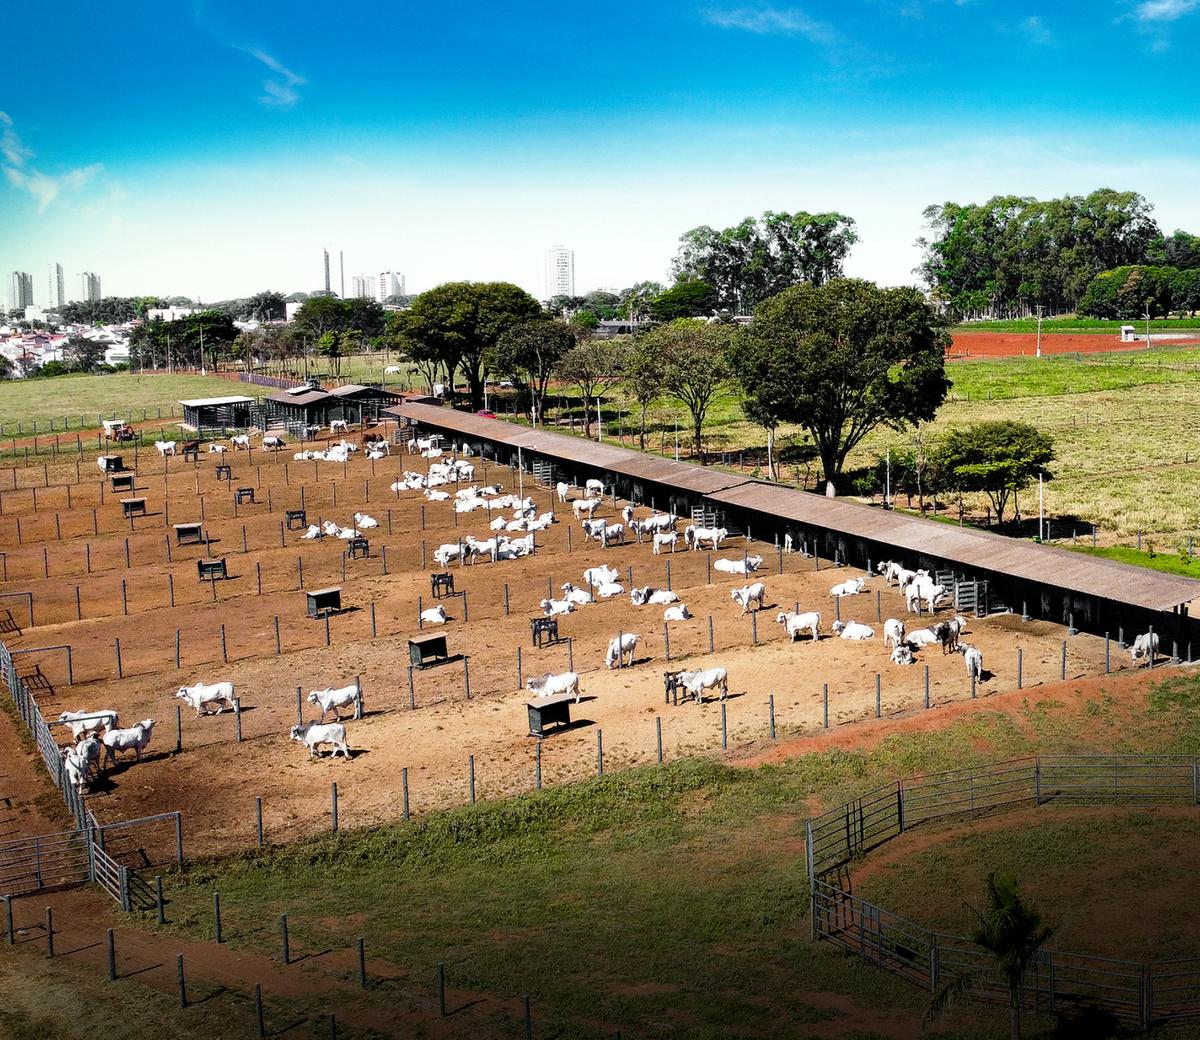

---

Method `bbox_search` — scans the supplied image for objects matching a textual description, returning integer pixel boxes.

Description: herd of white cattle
[300,513,379,541]
[137,429,392,462]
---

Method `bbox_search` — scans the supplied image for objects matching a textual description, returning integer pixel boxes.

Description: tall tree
[935,421,1054,526]
[728,329,808,480]
[243,291,287,322]
[555,339,625,438]
[622,334,666,450]
[927,872,1054,1040]
[672,210,858,310]
[644,320,734,462]
[403,282,542,410]
[651,280,717,321]
[744,279,950,493]
[63,335,106,372]
[494,318,575,424]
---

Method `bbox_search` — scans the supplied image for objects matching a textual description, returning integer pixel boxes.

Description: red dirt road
[949,331,1200,358]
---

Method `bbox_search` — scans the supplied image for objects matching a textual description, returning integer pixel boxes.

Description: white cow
[573,498,602,519]
[600,523,625,546]
[882,618,906,651]
[605,633,639,668]
[425,489,450,502]
[958,643,984,681]
[595,580,624,598]
[560,582,594,606]
[583,565,619,587]
[307,684,361,721]
[678,667,728,704]
[433,543,462,566]
[686,525,728,551]
[301,525,323,540]
[384,365,402,375]
[832,620,874,640]
[526,671,581,703]
[539,598,575,617]
[1131,631,1159,665]
[891,643,916,666]
[581,517,608,541]
[905,582,947,613]
[62,736,101,791]
[58,709,118,742]
[175,681,236,717]
[829,578,866,598]
[353,512,379,529]
[290,722,351,760]
[420,605,449,625]
[731,582,766,615]
[231,434,250,450]
[556,481,571,503]
[652,531,678,554]
[101,719,155,767]
[906,627,940,648]
[154,440,176,456]
[713,555,764,576]
[330,420,350,434]
[776,611,821,642]
[207,443,227,454]
[585,478,605,496]
[630,586,678,606]
[664,604,693,622]
[262,435,285,451]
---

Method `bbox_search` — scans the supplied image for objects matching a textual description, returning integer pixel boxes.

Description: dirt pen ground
[0,428,1121,858]
[950,331,1200,358]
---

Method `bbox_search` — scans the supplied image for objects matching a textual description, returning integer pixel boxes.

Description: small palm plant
[926,871,1055,1040]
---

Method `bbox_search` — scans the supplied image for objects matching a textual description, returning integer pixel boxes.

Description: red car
[476,409,497,418]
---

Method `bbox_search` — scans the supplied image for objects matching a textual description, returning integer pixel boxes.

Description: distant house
[179,396,257,431]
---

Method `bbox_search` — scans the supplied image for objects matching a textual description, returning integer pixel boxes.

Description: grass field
[952,317,1200,334]
[0,373,273,434]
[105,671,1200,1039]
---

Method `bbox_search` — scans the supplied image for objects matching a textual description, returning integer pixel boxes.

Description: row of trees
[1077,264,1200,318]
[919,189,1200,318]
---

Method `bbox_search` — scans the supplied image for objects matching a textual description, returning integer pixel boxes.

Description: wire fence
[806,755,1200,1026]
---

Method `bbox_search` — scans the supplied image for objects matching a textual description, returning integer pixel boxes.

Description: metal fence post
[823,684,829,729]
[280,913,290,965]
[331,782,338,832]
[597,730,604,775]
[213,891,222,943]
[256,796,264,847]
[656,716,663,763]
[469,755,476,803]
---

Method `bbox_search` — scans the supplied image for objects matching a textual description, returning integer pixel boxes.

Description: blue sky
[3,0,1200,303]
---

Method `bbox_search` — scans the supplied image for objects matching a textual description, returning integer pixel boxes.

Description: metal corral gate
[532,459,556,486]
[806,756,1200,1027]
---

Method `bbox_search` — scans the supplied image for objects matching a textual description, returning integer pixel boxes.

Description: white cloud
[0,111,103,212]
[245,48,306,109]
[1022,15,1053,44]
[1134,0,1199,21]
[701,5,840,45]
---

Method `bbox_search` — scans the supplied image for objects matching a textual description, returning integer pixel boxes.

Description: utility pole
[1035,304,1043,359]
[885,447,891,509]
[1146,302,1152,350]
[1038,471,1045,541]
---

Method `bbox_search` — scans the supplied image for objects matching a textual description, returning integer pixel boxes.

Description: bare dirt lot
[0,432,1118,858]
[949,331,1200,358]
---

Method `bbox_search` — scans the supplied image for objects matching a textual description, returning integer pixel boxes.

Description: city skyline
[2,1,1200,301]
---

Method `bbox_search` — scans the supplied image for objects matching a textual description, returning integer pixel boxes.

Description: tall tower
[323,249,331,293]
[544,246,575,299]
[9,271,34,312]
[47,263,64,308]
[339,251,345,299]
[80,272,101,302]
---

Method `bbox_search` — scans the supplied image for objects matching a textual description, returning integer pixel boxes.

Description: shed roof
[328,383,403,399]
[267,388,331,407]
[178,396,256,408]
[709,481,1200,612]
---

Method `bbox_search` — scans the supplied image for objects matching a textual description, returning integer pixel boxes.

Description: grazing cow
[420,605,449,625]
[605,633,639,668]
[231,434,251,450]
[776,611,821,642]
[556,481,571,503]
[175,681,236,716]
[663,604,693,622]
[307,685,362,721]
[1131,631,1159,665]
[713,555,764,576]
[101,719,155,767]
[384,365,402,375]
[731,582,766,615]
[573,497,602,519]
[353,512,379,529]
[58,709,118,742]
[330,419,350,434]
[154,440,176,456]
[677,667,728,704]
[891,643,916,666]
[882,618,906,650]
[829,578,866,597]
[583,564,619,587]
[262,435,285,450]
[560,582,594,606]
[539,598,575,617]
[958,643,984,681]
[653,531,678,554]
[290,722,351,760]
[207,443,227,454]
[832,620,874,640]
[526,671,581,703]
[585,478,604,496]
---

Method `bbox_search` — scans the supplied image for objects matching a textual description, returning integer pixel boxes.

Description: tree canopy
[650,280,717,321]
[743,278,950,493]
[403,282,542,410]
[934,421,1054,526]
[672,210,858,311]
[1078,264,1197,318]
[555,338,625,438]
[643,320,734,462]
[494,318,575,423]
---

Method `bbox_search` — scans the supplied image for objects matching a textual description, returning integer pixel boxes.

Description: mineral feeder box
[408,633,449,669]
[306,586,342,618]
[527,692,574,737]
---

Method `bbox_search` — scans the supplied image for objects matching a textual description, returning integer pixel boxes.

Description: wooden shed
[264,384,334,430]
[325,384,405,425]
[179,396,256,432]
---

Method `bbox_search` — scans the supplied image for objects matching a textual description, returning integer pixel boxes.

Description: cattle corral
[0,423,1146,863]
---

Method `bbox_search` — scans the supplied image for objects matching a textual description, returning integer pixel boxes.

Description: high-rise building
[544,246,575,299]
[8,271,33,312]
[339,251,345,299]
[47,263,64,309]
[350,274,377,300]
[80,272,101,302]
[323,249,331,294]
[377,271,406,303]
